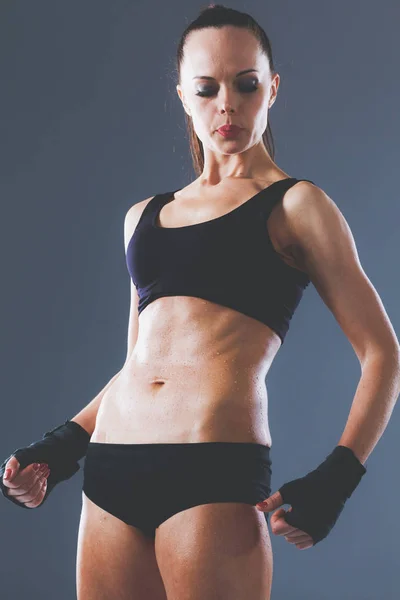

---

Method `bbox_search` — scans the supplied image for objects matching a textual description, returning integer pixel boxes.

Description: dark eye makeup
[195,80,259,97]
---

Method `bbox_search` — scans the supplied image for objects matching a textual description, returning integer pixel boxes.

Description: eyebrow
[192,68,258,80]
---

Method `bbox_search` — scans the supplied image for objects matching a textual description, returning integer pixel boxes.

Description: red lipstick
[217,125,242,138]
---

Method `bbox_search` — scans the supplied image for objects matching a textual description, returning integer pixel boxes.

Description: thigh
[155,501,273,600]
[152,440,273,599]
[76,491,168,600]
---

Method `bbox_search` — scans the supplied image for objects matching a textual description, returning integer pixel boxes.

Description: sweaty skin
[92,172,307,448]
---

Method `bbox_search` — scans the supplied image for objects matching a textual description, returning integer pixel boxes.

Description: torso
[91,168,308,449]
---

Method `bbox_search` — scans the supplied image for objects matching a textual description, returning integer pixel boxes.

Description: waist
[94,372,272,447]
[86,439,272,470]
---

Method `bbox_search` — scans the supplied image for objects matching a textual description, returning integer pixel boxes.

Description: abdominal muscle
[91,296,280,448]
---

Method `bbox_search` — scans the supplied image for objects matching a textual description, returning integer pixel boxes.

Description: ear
[269,72,280,109]
[176,84,191,117]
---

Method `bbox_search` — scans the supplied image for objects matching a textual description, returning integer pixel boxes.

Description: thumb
[257,491,284,512]
[3,456,20,481]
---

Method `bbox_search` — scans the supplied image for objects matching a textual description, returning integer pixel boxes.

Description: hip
[92,376,272,447]
[82,439,273,535]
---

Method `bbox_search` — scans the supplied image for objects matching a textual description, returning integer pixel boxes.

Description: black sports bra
[126,177,314,345]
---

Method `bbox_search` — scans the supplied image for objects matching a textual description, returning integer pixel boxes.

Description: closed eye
[196,82,259,97]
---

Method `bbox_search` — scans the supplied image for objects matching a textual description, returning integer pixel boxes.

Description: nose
[220,104,235,115]
[217,87,236,115]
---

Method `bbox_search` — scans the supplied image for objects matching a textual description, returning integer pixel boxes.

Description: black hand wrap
[0,420,91,509]
[278,445,367,546]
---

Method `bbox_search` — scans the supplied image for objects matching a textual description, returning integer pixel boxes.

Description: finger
[5,463,44,489]
[9,475,46,504]
[2,457,21,482]
[270,511,299,536]
[284,531,312,542]
[295,540,314,550]
[272,523,299,536]
[3,467,34,490]
[7,472,41,497]
[8,468,49,497]
[256,490,284,511]
[285,529,310,540]
[269,508,287,520]
[5,456,20,472]
[3,463,30,486]
[21,481,46,509]
[24,479,47,509]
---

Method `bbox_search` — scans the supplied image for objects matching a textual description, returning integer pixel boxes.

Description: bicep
[123,204,141,364]
[123,197,154,364]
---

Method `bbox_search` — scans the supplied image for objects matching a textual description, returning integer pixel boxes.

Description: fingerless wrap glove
[0,420,91,509]
[278,445,367,545]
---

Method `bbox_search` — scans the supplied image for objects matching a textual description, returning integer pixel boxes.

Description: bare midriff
[91,171,306,449]
[92,296,281,447]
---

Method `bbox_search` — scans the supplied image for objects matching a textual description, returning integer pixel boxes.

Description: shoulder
[268,180,335,271]
[283,180,341,244]
[125,195,157,221]
[280,180,351,272]
[123,195,157,253]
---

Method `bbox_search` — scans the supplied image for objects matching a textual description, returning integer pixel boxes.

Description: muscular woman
[2,5,399,600]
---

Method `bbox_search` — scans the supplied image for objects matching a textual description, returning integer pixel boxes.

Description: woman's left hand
[257,491,314,550]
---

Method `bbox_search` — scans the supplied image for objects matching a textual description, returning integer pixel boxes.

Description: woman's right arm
[70,199,148,437]
[1,201,149,508]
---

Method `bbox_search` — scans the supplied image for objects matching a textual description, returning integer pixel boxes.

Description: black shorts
[83,440,272,539]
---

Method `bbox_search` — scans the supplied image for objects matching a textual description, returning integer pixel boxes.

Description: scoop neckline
[152,177,296,230]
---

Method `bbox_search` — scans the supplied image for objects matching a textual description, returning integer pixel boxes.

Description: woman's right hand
[2,457,50,508]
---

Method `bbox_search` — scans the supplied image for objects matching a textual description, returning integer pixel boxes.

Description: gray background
[1,1,399,598]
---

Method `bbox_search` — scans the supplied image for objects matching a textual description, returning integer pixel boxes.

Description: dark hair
[176,4,276,177]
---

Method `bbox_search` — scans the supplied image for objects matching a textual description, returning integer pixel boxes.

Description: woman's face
[177,26,279,154]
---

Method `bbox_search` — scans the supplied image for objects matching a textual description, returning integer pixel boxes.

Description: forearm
[337,352,400,465]
[70,369,122,436]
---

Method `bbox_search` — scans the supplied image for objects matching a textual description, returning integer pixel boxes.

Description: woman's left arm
[337,350,400,464]
[256,183,400,548]
[286,181,400,464]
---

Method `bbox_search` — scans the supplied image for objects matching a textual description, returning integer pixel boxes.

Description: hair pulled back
[175,4,276,177]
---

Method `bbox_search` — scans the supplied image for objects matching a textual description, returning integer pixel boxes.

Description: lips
[218,125,241,133]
